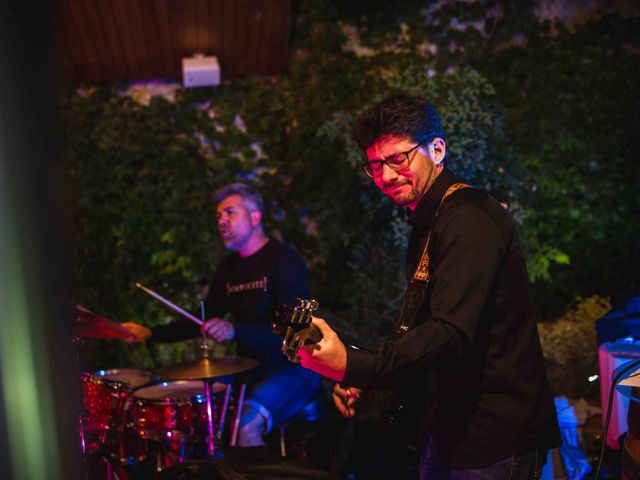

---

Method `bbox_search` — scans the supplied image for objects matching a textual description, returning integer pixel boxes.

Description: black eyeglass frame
[362,138,431,178]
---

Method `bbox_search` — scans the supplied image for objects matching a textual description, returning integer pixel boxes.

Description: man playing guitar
[296,95,561,479]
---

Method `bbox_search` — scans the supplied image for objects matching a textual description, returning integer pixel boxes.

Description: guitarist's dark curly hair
[353,94,446,150]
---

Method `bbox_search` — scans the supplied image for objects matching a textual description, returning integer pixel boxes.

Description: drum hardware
[216,384,232,445]
[204,378,217,457]
[135,286,260,457]
[76,292,260,473]
[229,384,246,447]
[155,356,257,455]
[78,407,87,455]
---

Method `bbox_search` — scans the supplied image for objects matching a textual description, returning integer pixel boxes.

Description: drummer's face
[216,194,257,252]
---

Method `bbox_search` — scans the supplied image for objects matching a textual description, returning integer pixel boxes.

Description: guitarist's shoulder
[440,186,510,220]
[438,186,515,243]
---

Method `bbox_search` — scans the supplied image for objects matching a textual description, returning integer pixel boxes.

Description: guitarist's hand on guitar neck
[333,383,361,418]
[298,316,347,382]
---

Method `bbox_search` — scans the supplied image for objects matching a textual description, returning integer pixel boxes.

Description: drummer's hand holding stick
[121,322,152,343]
[202,317,235,342]
[297,316,359,416]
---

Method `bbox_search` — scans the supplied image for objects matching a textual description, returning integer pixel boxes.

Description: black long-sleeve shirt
[343,169,561,467]
[151,238,310,371]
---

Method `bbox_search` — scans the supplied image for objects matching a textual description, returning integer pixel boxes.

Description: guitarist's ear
[249,210,262,228]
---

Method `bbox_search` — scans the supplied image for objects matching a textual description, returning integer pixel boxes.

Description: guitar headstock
[273,298,321,362]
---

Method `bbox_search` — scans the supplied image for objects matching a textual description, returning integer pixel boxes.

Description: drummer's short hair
[212,183,263,213]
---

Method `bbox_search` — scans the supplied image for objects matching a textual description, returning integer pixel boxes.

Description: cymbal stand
[200,301,217,457]
[197,301,247,450]
[230,384,246,446]
[216,385,232,445]
[75,335,87,455]
[204,380,216,457]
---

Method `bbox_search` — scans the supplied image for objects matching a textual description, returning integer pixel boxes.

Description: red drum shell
[131,399,193,437]
[81,369,154,437]
[129,380,226,440]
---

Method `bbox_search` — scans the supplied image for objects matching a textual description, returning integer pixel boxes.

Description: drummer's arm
[122,318,202,343]
[122,272,230,343]
[121,322,152,342]
[150,319,202,342]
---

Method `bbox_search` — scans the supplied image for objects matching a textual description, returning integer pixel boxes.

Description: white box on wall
[182,54,221,88]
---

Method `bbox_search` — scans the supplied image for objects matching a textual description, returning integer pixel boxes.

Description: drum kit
[74,304,258,479]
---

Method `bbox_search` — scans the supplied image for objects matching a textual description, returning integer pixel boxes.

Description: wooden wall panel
[55,0,292,84]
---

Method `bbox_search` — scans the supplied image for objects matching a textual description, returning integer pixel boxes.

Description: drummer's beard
[219,225,253,253]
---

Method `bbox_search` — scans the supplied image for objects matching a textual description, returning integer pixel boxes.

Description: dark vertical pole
[0,1,80,479]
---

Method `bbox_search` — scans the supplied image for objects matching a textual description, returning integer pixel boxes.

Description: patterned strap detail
[412,183,472,283]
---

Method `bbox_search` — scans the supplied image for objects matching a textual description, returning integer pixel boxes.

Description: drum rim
[84,368,156,390]
[132,379,227,401]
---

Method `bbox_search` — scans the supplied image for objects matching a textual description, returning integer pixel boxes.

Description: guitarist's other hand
[333,384,360,418]
[298,316,346,382]
[202,317,235,342]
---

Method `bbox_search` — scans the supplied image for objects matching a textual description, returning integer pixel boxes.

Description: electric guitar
[272,298,323,363]
[273,297,429,449]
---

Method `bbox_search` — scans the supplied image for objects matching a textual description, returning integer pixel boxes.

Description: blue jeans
[419,435,547,480]
[242,364,321,433]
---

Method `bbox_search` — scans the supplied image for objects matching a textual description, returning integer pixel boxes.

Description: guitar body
[273,298,431,449]
[380,375,433,451]
[379,281,435,449]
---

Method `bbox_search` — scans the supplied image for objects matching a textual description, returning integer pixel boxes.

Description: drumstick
[135,283,203,326]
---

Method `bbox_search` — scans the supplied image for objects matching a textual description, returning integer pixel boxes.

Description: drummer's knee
[237,404,267,447]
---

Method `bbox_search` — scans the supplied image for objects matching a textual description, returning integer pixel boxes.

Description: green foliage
[538,295,612,399]
[62,0,639,377]
[481,17,640,312]
[334,0,640,315]
[62,84,264,367]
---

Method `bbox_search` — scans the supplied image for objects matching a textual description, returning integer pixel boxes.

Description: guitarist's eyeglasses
[362,139,430,178]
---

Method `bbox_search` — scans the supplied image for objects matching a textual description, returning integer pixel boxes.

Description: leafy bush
[538,295,611,399]
[63,1,639,375]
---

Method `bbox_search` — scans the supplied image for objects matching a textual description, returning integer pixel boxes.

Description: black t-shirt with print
[151,238,310,369]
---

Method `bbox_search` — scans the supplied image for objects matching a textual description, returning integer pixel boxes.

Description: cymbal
[74,304,134,341]
[156,356,258,380]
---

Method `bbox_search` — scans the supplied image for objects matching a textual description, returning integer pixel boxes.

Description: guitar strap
[392,183,472,339]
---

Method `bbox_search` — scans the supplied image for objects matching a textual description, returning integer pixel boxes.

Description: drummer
[123,183,321,447]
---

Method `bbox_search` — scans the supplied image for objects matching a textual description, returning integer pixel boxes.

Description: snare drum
[81,368,155,439]
[128,380,227,441]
